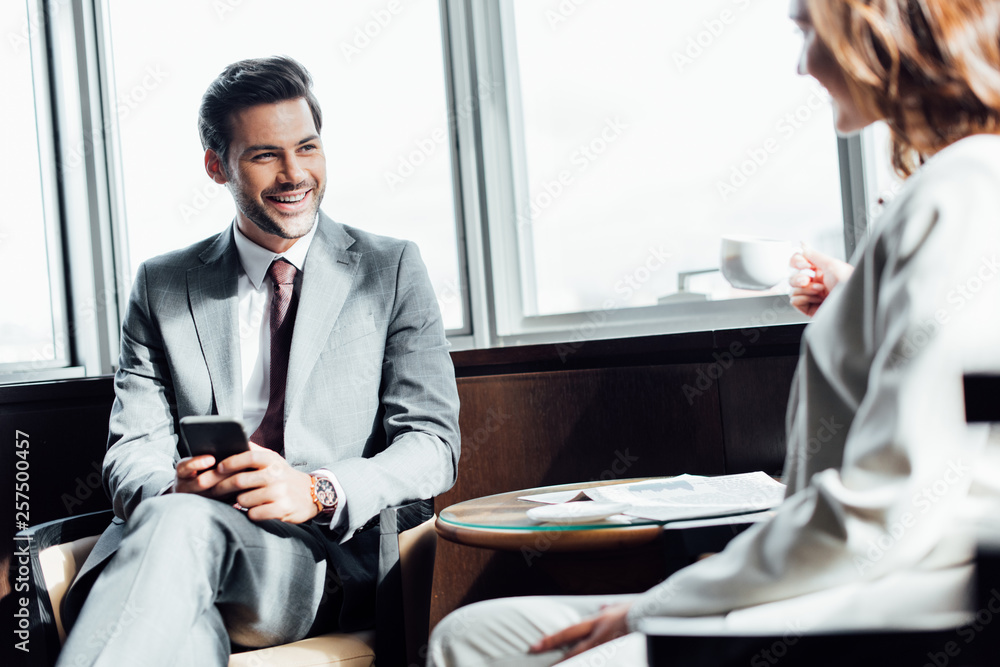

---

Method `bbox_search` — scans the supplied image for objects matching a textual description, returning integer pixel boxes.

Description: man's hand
[789,245,854,317]
[529,603,632,663]
[173,444,318,523]
[207,443,319,524]
[174,454,231,496]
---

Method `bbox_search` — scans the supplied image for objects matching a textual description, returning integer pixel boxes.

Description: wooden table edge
[435,515,664,552]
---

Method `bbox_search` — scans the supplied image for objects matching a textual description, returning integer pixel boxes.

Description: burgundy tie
[251,259,299,454]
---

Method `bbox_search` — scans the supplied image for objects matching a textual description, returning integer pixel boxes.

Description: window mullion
[443,0,498,348]
[838,134,869,261]
[467,0,534,337]
[47,0,119,376]
[28,0,71,371]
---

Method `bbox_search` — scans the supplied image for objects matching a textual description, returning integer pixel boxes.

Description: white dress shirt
[232,218,347,529]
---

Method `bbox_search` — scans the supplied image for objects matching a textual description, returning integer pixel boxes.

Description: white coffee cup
[720,236,795,291]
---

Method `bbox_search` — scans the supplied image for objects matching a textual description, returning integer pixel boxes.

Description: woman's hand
[789,245,853,317]
[529,603,632,663]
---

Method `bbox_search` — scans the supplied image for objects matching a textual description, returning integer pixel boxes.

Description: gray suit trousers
[55,494,338,667]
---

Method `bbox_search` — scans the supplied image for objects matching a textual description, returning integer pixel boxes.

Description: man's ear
[205,149,229,184]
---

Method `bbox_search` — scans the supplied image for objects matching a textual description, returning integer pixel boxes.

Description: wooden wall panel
[0,378,115,608]
[718,356,799,475]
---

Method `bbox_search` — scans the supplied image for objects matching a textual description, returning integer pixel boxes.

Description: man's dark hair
[198,56,322,170]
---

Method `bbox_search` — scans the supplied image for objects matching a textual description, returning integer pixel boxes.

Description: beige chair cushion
[39,538,376,667]
[39,535,101,643]
[39,515,435,666]
[228,631,375,667]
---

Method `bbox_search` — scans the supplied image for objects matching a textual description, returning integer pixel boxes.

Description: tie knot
[268,259,298,289]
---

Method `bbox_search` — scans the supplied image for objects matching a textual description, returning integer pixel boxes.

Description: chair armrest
[14,510,114,667]
[641,617,963,667]
[17,510,114,553]
[375,499,435,667]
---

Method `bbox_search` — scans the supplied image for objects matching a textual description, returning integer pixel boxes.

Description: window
[0,0,67,369]
[491,0,846,328]
[1,0,881,385]
[103,0,466,331]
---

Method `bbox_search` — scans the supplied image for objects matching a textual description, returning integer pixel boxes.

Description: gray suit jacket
[66,213,460,631]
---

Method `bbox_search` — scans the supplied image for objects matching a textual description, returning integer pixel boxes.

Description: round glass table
[436,478,667,552]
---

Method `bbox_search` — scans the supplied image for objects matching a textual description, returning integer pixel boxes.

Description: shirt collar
[233,215,318,290]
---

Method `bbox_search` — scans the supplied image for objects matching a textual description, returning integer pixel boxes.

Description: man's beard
[232,180,325,240]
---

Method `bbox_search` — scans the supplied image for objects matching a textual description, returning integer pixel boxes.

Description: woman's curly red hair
[808,0,1000,176]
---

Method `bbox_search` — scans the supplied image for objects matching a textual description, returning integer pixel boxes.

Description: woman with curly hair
[429,1,1000,664]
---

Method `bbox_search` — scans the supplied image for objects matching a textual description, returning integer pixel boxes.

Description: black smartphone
[178,416,250,463]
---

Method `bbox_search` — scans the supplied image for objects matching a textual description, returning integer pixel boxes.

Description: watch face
[315,478,337,508]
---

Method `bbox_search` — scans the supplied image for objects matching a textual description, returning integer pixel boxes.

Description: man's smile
[265,188,314,212]
[269,192,307,203]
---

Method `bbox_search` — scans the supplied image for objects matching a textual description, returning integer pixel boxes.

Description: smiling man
[211,97,326,250]
[55,56,460,666]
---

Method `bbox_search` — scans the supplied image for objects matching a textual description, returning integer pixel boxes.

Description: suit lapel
[188,228,243,418]
[286,214,361,412]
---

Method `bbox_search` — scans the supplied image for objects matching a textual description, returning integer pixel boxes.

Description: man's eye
[300,144,317,152]
[253,152,275,160]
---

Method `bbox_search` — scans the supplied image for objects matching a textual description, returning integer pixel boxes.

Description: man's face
[206,97,326,252]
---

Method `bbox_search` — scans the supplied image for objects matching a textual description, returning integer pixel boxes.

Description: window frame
[435,0,477,339]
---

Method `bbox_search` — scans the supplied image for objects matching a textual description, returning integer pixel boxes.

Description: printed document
[519,472,786,522]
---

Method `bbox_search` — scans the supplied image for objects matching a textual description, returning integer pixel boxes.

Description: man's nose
[278,155,306,184]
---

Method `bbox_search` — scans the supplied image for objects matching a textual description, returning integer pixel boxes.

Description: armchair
[15,499,436,667]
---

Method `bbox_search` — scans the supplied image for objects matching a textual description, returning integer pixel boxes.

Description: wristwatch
[310,474,339,516]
